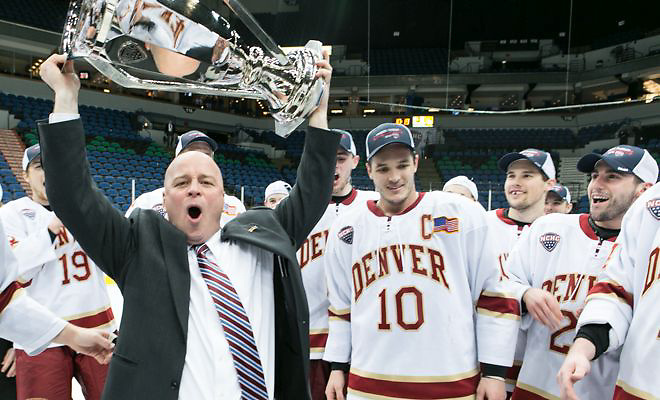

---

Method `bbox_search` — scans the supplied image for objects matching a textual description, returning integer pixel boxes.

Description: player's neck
[378,191,419,216]
[31,195,49,207]
[333,184,353,198]
[591,216,622,231]
[508,201,544,224]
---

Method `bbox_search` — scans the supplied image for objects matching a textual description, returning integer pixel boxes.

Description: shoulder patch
[539,232,561,252]
[20,208,36,219]
[646,198,660,220]
[433,216,459,234]
[338,226,353,244]
[152,203,167,217]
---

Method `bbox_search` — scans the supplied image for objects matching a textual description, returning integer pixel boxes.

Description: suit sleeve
[469,208,521,366]
[274,128,340,248]
[322,220,353,364]
[38,118,134,285]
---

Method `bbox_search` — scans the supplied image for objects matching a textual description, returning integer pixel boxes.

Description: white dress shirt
[179,230,275,400]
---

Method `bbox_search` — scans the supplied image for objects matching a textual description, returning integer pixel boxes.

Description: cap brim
[186,137,218,152]
[497,153,528,172]
[367,141,414,160]
[576,153,603,173]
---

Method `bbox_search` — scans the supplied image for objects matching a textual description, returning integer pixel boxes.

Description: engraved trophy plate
[61,0,324,136]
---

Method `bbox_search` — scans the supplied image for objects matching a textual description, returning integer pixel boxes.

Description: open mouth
[334,174,340,182]
[591,194,609,204]
[187,206,202,220]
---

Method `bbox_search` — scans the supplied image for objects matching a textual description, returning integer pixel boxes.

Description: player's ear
[635,182,653,199]
[544,178,557,191]
[412,152,419,173]
[366,160,373,178]
[351,155,360,170]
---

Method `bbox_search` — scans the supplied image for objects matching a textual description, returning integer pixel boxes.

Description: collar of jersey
[579,214,618,242]
[331,188,358,205]
[367,192,425,217]
[496,208,530,227]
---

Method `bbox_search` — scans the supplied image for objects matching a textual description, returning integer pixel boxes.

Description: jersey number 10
[378,287,424,330]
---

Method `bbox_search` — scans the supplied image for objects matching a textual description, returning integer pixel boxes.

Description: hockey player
[544,184,573,215]
[298,129,378,400]
[486,148,556,392]
[557,165,660,400]
[442,175,479,202]
[126,130,246,223]
[0,144,117,399]
[264,180,292,209]
[324,123,520,400]
[507,145,657,399]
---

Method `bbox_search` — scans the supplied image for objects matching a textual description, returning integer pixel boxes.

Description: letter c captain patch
[646,198,660,220]
[540,233,561,252]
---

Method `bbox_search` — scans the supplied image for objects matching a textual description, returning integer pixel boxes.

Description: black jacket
[39,118,339,399]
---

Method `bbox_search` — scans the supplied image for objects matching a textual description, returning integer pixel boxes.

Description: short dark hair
[366,147,416,166]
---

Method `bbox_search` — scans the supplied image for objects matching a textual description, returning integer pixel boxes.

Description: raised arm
[38,54,134,284]
[274,51,340,247]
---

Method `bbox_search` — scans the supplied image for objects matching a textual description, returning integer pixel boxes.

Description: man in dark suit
[38,52,337,400]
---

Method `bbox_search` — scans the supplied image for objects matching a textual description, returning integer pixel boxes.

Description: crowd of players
[0,52,658,400]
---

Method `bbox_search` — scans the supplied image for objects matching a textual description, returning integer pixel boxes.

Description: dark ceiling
[252,0,657,53]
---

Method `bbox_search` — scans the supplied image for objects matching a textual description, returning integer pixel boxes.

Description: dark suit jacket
[39,119,339,400]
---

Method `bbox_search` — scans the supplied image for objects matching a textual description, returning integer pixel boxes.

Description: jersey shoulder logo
[539,232,561,252]
[20,208,36,219]
[646,198,660,220]
[433,216,459,234]
[338,225,353,244]
[152,203,167,217]
[224,203,237,216]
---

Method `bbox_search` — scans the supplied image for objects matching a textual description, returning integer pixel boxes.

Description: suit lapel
[159,222,191,336]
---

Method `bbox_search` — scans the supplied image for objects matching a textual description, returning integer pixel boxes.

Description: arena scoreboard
[394,116,434,128]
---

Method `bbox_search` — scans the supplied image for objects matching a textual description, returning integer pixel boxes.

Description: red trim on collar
[331,188,359,205]
[579,214,617,242]
[495,208,518,226]
[367,192,425,217]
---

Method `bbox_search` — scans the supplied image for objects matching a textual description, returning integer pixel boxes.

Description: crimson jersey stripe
[310,333,328,348]
[348,371,479,399]
[328,309,351,322]
[68,307,115,329]
[0,282,21,313]
[613,385,646,400]
[511,385,547,400]
[588,282,634,308]
[476,294,521,317]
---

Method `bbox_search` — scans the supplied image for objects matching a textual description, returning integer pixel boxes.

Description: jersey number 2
[549,310,578,354]
[378,287,424,330]
[60,251,91,285]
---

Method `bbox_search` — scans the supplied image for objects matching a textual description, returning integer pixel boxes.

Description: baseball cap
[365,123,415,161]
[264,180,292,200]
[22,144,41,171]
[174,130,218,157]
[443,176,479,201]
[498,148,556,180]
[332,129,357,155]
[577,145,658,184]
[548,184,571,203]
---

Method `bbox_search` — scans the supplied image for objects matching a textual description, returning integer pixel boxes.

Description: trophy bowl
[61,0,325,137]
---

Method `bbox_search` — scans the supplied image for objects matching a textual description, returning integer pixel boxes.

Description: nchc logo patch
[433,216,459,234]
[539,233,561,252]
[338,226,354,244]
[646,198,660,220]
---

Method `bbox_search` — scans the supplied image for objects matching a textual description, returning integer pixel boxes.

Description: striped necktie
[194,244,269,400]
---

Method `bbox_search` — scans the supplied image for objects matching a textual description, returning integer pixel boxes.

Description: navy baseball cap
[332,129,357,155]
[22,144,41,171]
[548,184,571,203]
[365,123,415,161]
[175,130,218,156]
[498,148,556,180]
[577,145,658,184]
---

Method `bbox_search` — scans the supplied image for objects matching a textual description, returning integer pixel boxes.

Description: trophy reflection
[61,0,324,136]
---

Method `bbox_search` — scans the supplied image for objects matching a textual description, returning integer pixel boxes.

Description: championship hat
[577,145,658,184]
[332,129,357,155]
[22,144,41,171]
[175,130,218,156]
[365,123,415,161]
[443,176,479,201]
[548,184,571,203]
[498,148,556,180]
[264,180,292,200]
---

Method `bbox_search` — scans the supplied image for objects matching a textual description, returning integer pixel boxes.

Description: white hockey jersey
[297,188,378,359]
[324,192,520,399]
[126,187,245,227]
[0,220,67,355]
[578,183,660,400]
[506,213,619,399]
[485,207,533,389]
[0,197,116,350]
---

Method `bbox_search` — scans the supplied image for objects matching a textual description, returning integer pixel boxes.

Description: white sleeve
[577,232,635,352]
[504,227,535,303]
[470,217,521,367]
[0,209,57,281]
[322,221,353,364]
[0,221,66,355]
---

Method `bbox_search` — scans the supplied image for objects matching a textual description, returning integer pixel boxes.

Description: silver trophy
[60,0,324,137]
